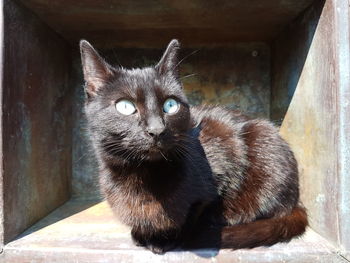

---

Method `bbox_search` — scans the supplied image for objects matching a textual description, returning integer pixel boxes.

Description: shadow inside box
[12,198,101,241]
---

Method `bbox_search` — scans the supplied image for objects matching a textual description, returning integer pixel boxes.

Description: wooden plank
[17,0,315,47]
[2,199,346,263]
[274,0,350,253]
[0,0,4,251]
[271,1,325,124]
[334,0,350,258]
[1,0,72,243]
[278,0,339,243]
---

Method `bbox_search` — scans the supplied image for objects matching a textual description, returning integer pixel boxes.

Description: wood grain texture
[1,0,72,243]
[333,0,350,257]
[16,0,314,48]
[1,0,349,260]
[275,0,350,257]
[271,2,324,124]
[2,200,346,263]
[0,0,4,251]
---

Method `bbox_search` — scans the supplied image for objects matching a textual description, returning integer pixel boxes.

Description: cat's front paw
[146,242,176,255]
[131,229,147,247]
[131,228,180,254]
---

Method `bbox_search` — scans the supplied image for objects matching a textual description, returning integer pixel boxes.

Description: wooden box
[0,0,349,262]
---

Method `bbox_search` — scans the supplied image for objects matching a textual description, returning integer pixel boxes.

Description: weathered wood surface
[2,200,346,263]
[1,0,72,243]
[276,0,350,259]
[0,0,4,251]
[17,0,314,48]
[277,0,337,241]
[332,0,350,258]
[1,0,349,261]
[271,1,324,124]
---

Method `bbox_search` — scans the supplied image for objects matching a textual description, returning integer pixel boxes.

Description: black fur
[80,39,307,254]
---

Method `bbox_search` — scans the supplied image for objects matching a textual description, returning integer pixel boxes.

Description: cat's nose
[146,117,165,137]
[147,126,165,137]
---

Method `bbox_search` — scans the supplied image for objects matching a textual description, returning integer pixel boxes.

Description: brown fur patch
[220,206,308,248]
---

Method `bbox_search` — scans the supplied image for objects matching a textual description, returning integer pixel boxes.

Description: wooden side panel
[334,0,350,257]
[0,0,4,250]
[271,1,324,124]
[17,0,314,48]
[274,0,347,249]
[2,0,72,242]
[71,45,271,197]
[71,58,100,199]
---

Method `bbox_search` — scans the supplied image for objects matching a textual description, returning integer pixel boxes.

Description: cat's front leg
[131,228,147,247]
[131,227,181,254]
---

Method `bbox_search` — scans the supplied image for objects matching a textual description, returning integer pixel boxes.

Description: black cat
[80,39,307,254]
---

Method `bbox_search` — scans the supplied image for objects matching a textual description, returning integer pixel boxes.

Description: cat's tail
[185,206,308,249]
[220,206,308,248]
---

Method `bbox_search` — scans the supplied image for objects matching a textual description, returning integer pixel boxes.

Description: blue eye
[115,100,136,115]
[163,98,179,114]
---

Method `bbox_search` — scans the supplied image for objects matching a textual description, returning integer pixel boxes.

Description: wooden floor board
[2,199,347,263]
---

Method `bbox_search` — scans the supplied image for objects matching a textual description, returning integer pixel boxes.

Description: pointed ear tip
[170,39,180,48]
[79,39,93,51]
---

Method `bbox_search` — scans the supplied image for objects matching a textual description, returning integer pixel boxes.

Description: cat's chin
[146,150,164,161]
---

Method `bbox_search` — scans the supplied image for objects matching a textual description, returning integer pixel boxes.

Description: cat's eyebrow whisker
[179,73,197,80]
[110,49,122,68]
[173,49,199,70]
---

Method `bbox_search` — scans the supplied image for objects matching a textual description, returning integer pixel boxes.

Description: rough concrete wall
[72,44,271,198]
[2,0,72,242]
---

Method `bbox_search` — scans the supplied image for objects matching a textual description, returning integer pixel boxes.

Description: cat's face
[80,40,191,164]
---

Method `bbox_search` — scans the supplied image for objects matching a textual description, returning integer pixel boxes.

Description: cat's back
[190,105,283,149]
[190,105,250,195]
[190,105,299,222]
[190,105,250,128]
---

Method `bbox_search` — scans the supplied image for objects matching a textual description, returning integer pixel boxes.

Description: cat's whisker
[136,155,146,168]
[123,148,140,163]
[103,144,124,151]
[239,131,252,136]
[74,147,96,163]
[174,145,195,164]
[159,150,169,161]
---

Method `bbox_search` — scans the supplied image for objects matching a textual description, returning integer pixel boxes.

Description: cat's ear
[80,40,113,98]
[155,39,180,76]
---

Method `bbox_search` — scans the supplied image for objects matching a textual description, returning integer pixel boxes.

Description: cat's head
[80,39,191,165]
